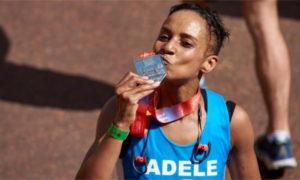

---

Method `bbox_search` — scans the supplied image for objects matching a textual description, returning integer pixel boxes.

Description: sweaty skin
[76,10,261,179]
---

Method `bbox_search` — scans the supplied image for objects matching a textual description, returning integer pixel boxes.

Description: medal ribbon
[148,86,201,123]
[130,85,202,137]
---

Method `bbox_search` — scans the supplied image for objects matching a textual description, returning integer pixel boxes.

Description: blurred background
[0,1,299,179]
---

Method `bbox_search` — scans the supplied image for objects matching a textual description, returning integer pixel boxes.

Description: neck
[157,78,200,109]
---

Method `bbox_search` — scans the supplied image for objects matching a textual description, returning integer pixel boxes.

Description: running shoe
[255,135,297,170]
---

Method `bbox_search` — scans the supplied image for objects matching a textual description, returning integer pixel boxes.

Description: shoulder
[227,105,261,178]
[95,96,117,140]
[230,105,255,150]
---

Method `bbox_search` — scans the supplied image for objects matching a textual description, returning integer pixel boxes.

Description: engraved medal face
[134,54,167,82]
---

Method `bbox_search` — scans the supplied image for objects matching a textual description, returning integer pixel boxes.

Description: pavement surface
[0,1,299,179]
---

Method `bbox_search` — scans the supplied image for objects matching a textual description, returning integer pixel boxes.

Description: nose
[162,38,177,55]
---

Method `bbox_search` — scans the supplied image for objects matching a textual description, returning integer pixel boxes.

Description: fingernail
[147,80,155,83]
[142,76,149,79]
[154,82,160,86]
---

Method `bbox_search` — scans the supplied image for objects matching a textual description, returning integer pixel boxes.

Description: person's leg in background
[242,0,296,170]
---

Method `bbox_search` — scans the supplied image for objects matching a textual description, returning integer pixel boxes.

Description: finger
[115,76,155,96]
[117,72,148,86]
[129,82,160,95]
[121,82,160,101]
[124,76,155,87]
[123,89,156,105]
[134,89,156,102]
[117,72,138,85]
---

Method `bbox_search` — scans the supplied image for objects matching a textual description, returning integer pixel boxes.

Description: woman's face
[153,10,211,83]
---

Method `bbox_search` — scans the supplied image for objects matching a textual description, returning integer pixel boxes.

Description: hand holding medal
[113,52,164,131]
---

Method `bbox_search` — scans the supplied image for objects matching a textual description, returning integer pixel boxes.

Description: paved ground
[0,1,299,179]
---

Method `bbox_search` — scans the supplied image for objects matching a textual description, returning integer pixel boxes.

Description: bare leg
[242,0,291,135]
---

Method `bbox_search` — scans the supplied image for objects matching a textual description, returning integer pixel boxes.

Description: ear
[200,55,219,73]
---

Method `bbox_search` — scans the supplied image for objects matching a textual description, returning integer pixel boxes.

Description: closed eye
[181,41,193,48]
[158,35,170,42]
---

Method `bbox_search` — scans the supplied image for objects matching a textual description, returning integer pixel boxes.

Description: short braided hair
[169,3,230,55]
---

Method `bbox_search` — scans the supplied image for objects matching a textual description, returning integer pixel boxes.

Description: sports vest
[122,89,231,179]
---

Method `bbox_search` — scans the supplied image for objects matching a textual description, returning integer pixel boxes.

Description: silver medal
[134,55,167,82]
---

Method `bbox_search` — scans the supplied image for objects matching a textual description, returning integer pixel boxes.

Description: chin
[162,76,188,85]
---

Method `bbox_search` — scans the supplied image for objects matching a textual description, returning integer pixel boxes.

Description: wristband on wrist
[108,123,129,141]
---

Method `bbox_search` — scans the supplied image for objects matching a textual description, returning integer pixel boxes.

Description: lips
[161,55,171,65]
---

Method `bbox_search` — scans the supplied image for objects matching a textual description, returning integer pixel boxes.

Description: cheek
[177,49,198,64]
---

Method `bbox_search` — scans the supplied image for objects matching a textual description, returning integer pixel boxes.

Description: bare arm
[227,105,261,179]
[75,72,159,179]
[75,96,121,179]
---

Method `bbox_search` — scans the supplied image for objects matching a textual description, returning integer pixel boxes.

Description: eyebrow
[160,27,198,43]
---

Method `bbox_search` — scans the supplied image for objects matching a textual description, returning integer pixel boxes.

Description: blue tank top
[122,89,231,179]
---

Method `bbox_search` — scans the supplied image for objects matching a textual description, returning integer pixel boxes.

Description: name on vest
[146,159,218,176]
